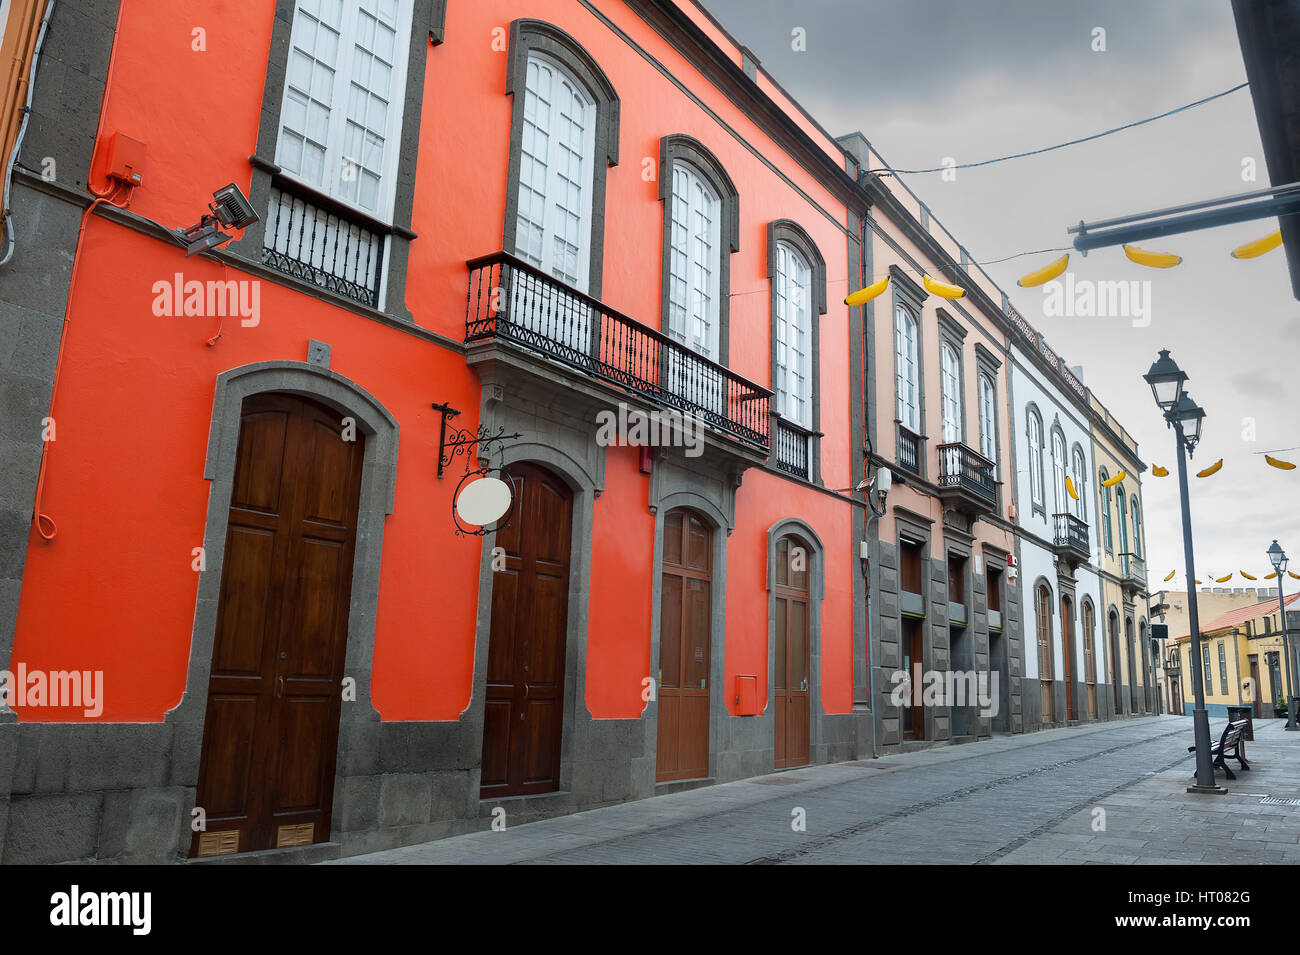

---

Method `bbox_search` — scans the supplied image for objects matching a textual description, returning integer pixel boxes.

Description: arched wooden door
[774,535,810,768]
[1036,584,1054,723]
[192,393,365,857]
[656,508,712,782]
[481,462,573,798]
[1109,612,1123,713]
[1061,596,1075,721]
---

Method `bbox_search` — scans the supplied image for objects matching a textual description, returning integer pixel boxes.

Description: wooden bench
[1188,719,1251,780]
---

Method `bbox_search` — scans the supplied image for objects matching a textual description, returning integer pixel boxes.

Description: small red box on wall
[105,132,146,186]
[734,674,759,715]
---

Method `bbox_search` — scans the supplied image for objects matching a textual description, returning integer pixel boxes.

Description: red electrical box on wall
[734,674,759,715]
[105,132,146,187]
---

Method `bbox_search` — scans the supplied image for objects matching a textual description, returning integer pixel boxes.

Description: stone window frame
[501,19,621,301]
[658,134,739,364]
[1099,467,1115,554]
[232,0,447,321]
[1024,401,1046,519]
[935,309,967,446]
[1048,421,1068,518]
[1070,442,1089,524]
[766,219,827,484]
[1131,493,1143,559]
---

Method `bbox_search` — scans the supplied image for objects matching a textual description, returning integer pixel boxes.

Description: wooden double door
[193,394,364,856]
[774,536,810,768]
[481,462,573,798]
[656,509,712,782]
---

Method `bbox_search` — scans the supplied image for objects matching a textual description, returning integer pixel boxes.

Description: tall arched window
[1071,446,1087,522]
[1051,430,1067,514]
[979,373,997,463]
[666,162,721,360]
[895,305,919,430]
[1027,409,1044,508]
[773,241,813,427]
[1131,495,1142,558]
[1099,468,1114,552]
[940,343,962,443]
[1117,490,1129,554]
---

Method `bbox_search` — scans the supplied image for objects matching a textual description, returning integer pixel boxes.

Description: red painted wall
[12,0,856,725]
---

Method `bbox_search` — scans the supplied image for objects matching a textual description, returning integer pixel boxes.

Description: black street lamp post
[1144,350,1224,794]
[1266,540,1296,730]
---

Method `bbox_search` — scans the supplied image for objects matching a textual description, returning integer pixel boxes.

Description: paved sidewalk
[326,715,1300,864]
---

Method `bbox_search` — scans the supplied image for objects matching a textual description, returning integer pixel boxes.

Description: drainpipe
[863,517,879,758]
[1,0,56,266]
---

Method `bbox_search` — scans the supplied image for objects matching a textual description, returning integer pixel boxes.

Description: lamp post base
[1287,697,1299,730]
[1186,784,1229,795]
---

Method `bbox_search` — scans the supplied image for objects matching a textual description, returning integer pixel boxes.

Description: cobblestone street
[330,716,1300,865]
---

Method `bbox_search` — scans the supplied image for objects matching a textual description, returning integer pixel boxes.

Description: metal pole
[1174,419,1220,792]
[1280,573,1297,730]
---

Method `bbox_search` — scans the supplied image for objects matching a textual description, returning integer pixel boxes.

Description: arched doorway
[1061,595,1075,721]
[774,534,810,768]
[192,393,365,856]
[656,508,713,782]
[1109,610,1123,715]
[480,461,574,797]
[1036,583,1054,723]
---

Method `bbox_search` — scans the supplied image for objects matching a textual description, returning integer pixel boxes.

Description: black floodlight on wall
[177,182,258,256]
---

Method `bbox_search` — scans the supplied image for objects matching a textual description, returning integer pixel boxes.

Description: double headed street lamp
[1144,350,1224,793]
[1266,540,1297,730]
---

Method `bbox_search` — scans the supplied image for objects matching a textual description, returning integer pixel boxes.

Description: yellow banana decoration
[1215,574,1233,583]
[1065,475,1080,501]
[1231,230,1283,259]
[1017,254,1069,288]
[1266,572,1279,580]
[1195,579,1203,585]
[1151,465,1168,477]
[1241,571,1257,581]
[1290,571,1300,581]
[1123,244,1183,269]
[923,274,966,300]
[1163,569,1176,582]
[845,274,890,307]
[1101,470,1126,487]
[1265,454,1296,470]
[1196,459,1223,478]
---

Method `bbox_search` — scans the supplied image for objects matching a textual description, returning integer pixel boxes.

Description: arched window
[1099,469,1114,552]
[1027,409,1044,508]
[666,162,721,360]
[979,373,997,463]
[1071,446,1087,522]
[1117,490,1129,553]
[1051,430,1067,514]
[1131,495,1142,558]
[940,343,962,443]
[895,305,919,430]
[773,241,813,427]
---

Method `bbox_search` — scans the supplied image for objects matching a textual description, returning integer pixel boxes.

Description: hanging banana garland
[1017,254,1069,288]
[1151,465,1168,477]
[1101,470,1126,487]
[1196,459,1223,478]
[1266,454,1296,470]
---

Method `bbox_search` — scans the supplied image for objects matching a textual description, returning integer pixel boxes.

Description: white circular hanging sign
[455,475,512,526]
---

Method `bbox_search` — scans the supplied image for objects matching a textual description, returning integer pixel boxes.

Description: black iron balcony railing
[466,252,772,449]
[1053,512,1090,555]
[936,442,997,505]
[774,418,814,480]
[262,179,385,307]
[896,422,923,476]
[1121,552,1147,587]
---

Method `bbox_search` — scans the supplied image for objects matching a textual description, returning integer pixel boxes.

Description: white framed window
[774,241,813,427]
[514,51,597,292]
[895,305,919,430]
[1028,411,1044,506]
[667,162,721,360]
[1117,490,1129,552]
[1051,431,1067,514]
[275,0,413,222]
[940,343,961,443]
[1071,446,1087,521]
[979,373,997,462]
[1131,496,1142,557]
[1100,469,1113,551]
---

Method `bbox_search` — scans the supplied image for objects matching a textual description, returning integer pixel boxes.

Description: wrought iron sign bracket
[432,401,522,477]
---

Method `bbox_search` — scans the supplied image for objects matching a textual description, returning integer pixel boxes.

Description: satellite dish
[455,475,512,527]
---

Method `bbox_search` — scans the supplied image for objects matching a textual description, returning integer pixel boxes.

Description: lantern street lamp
[1144,351,1223,793]
[1267,540,1297,730]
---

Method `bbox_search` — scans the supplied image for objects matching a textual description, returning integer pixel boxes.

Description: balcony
[935,442,997,518]
[1052,512,1090,564]
[774,418,815,481]
[262,179,385,307]
[1121,552,1147,595]
[896,423,924,477]
[465,252,772,450]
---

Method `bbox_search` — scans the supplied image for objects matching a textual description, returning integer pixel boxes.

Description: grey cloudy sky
[704,0,1300,594]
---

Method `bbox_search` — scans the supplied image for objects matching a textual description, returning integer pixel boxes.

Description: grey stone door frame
[165,359,400,840]
[765,518,826,766]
